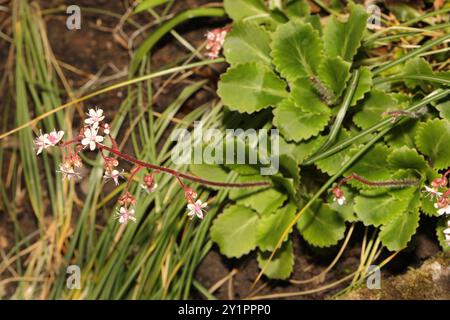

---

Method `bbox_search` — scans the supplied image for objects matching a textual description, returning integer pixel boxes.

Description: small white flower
[103,123,110,135]
[35,129,64,155]
[444,227,450,235]
[81,127,104,151]
[434,203,450,216]
[423,185,443,199]
[141,182,157,193]
[187,199,208,220]
[85,108,105,128]
[46,129,64,146]
[34,130,48,155]
[334,196,346,206]
[116,206,136,224]
[331,187,346,206]
[104,169,124,186]
[57,163,81,181]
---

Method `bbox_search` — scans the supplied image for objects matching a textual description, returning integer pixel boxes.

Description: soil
[0,0,448,300]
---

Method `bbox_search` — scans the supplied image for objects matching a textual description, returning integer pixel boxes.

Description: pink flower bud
[431,176,448,189]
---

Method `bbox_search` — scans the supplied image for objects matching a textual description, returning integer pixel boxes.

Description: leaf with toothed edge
[223,21,272,67]
[387,146,428,172]
[236,188,287,215]
[271,20,323,83]
[297,200,346,247]
[354,187,416,227]
[217,62,288,114]
[415,119,450,170]
[210,205,260,258]
[323,3,368,62]
[256,202,297,251]
[436,101,450,121]
[317,56,351,99]
[402,57,434,89]
[257,240,294,280]
[379,189,420,251]
[273,77,331,142]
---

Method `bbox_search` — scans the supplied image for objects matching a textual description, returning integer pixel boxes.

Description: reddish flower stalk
[330,173,419,207]
[35,107,270,224]
[337,173,419,188]
[382,107,428,123]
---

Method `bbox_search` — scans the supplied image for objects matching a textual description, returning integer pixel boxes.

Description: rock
[338,252,450,299]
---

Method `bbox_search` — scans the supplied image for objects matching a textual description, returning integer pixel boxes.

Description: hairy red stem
[338,173,419,188]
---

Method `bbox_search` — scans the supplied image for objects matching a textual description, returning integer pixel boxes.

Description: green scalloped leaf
[257,202,297,251]
[415,119,450,170]
[317,56,351,99]
[379,191,420,251]
[353,90,399,130]
[257,240,294,280]
[210,205,260,258]
[351,67,373,106]
[273,98,331,143]
[224,0,268,21]
[402,57,434,89]
[223,21,272,67]
[297,200,346,247]
[236,188,287,215]
[218,62,288,114]
[273,77,331,142]
[436,100,450,122]
[354,187,415,226]
[387,146,428,172]
[271,21,323,83]
[323,3,368,62]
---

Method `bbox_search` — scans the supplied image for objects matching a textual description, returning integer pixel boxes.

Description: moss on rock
[338,252,450,300]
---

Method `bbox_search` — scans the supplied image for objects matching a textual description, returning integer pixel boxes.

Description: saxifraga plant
[31,0,450,286]
[199,0,449,282]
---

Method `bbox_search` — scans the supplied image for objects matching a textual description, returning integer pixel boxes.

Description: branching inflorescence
[330,173,420,206]
[423,170,450,245]
[331,170,450,246]
[34,108,270,225]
